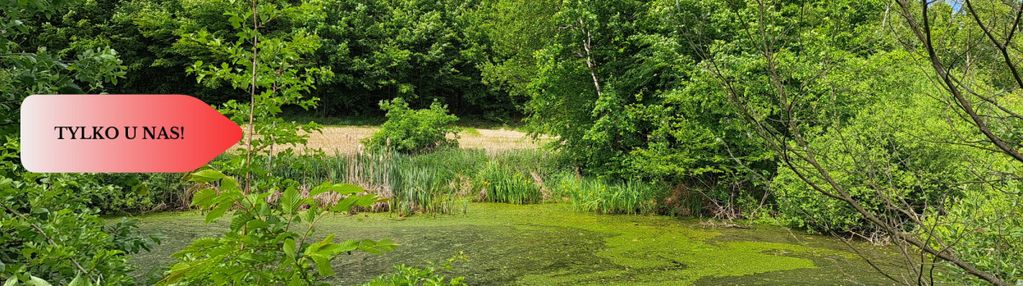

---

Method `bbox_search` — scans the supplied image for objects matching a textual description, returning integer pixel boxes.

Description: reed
[260,149,486,215]
[473,161,543,204]
[250,148,664,216]
[550,173,663,215]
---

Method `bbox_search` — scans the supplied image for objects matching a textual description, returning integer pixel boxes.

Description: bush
[930,188,1023,284]
[160,169,397,285]
[770,80,981,235]
[0,138,155,285]
[771,167,872,234]
[365,98,460,153]
[75,173,189,214]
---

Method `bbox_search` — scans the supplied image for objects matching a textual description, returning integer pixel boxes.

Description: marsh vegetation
[3,0,1023,285]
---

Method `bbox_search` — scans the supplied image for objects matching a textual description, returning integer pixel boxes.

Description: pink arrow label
[20,94,242,173]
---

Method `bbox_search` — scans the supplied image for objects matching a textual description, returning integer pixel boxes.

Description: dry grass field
[236,126,546,155]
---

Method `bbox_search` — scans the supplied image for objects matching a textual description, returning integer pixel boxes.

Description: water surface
[129,203,898,285]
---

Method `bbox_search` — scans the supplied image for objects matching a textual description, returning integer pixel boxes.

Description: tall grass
[251,148,666,216]
[263,149,487,215]
[473,161,543,204]
[548,172,664,215]
[390,149,486,215]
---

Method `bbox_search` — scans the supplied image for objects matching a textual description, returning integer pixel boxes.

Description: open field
[237,126,546,155]
[129,203,899,285]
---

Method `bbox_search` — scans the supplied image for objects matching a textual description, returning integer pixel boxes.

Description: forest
[2,0,1022,285]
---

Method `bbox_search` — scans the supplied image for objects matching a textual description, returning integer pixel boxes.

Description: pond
[128,203,899,285]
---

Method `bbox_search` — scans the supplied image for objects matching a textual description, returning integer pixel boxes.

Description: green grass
[261,149,494,215]
[229,148,674,217]
[462,127,481,136]
[548,172,665,215]
[474,161,543,204]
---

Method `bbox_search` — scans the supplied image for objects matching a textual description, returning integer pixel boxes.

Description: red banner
[20,94,242,173]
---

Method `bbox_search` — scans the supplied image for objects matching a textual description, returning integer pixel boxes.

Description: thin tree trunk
[243,0,259,194]
[579,18,603,97]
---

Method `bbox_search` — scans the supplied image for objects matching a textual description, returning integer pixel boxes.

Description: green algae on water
[126,203,896,285]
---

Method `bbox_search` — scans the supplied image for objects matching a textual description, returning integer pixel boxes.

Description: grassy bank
[254,148,668,216]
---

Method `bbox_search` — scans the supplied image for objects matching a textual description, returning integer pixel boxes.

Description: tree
[892,0,1023,284]
[1,1,145,284]
[158,0,395,284]
[312,0,509,117]
[699,0,1017,284]
[0,0,126,135]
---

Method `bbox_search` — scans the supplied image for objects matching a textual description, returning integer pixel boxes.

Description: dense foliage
[4,0,1023,284]
[153,0,403,284]
[1,138,156,285]
[472,0,1022,283]
[473,0,779,218]
[102,0,515,118]
[0,1,152,284]
[365,98,460,153]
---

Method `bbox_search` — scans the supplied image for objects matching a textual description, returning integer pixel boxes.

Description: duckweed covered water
[128,203,898,285]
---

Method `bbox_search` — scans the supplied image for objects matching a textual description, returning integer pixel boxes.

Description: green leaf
[283,238,297,259]
[357,239,398,254]
[67,274,90,286]
[221,176,240,192]
[159,259,212,285]
[332,194,380,212]
[245,219,268,230]
[27,276,51,286]
[310,254,334,276]
[281,187,301,214]
[189,169,225,183]
[228,15,242,29]
[354,194,380,207]
[206,201,232,223]
[321,241,357,256]
[332,196,358,212]
[309,182,332,197]
[191,188,217,208]
[304,206,318,222]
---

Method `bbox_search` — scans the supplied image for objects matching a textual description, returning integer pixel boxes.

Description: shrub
[771,167,871,234]
[930,188,1023,284]
[0,138,155,285]
[76,173,189,214]
[770,91,977,235]
[365,98,459,153]
[160,169,396,285]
